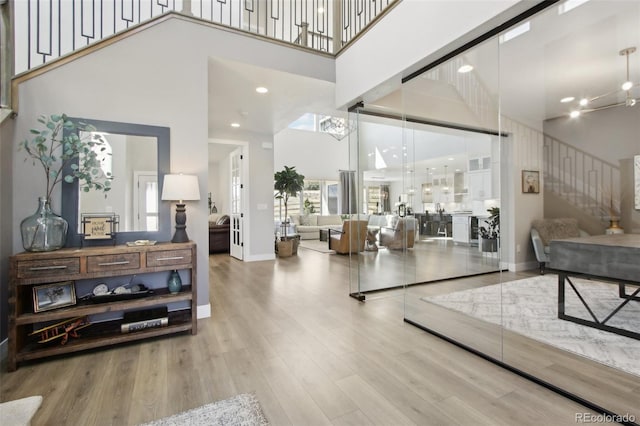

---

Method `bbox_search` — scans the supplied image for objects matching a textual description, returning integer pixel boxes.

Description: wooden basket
[277,240,294,257]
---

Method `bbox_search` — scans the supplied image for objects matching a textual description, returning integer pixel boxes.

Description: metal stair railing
[543,135,621,222]
[10,0,397,76]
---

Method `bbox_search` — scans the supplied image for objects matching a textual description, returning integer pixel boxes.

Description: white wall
[335,0,522,108]
[501,117,544,271]
[10,16,336,309]
[274,128,349,180]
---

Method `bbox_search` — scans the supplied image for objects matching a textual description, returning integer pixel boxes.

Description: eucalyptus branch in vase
[19,114,114,251]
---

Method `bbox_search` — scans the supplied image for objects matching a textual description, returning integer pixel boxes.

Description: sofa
[530,218,588,274]
[209,214,231,254]
[290,214,343,240]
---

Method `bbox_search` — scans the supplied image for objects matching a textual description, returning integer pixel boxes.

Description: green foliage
[274,166,305,236]
[19,114,113,200]
[479,207,500,239]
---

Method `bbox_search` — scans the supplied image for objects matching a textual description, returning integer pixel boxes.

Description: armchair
[209,214,231,254]
[329,220,369,254]
[379,217,417,249]
[530,218,588,274]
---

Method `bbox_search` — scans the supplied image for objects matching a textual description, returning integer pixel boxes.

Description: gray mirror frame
[61,118,171,246]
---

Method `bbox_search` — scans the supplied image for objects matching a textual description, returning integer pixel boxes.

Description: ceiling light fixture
[560,96,575,103]
[458,64,474,73]
[256,87,268,94]
[567,47,638,118]
[230,123,240,128]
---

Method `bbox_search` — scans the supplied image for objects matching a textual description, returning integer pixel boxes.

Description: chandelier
[568,46,639,118]
[319,116,353,141]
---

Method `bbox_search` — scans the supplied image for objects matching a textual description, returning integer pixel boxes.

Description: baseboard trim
[403,318,639,426]
[197,303,211,319]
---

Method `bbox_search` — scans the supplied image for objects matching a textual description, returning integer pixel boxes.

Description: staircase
[543,135,620,227]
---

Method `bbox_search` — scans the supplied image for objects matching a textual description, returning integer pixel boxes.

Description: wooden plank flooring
[1,248,634,425]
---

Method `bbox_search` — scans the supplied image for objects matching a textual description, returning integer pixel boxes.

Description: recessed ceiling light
[559,0,590,15]
[231,123,240,128]
[622,81,633,91]
[256,87,268,94]
[499,21,530,44]
[448,157,454,161]
[569,110,581,118]
[579,98,589,106]
[458,64,473,73]
[560,96,575,103]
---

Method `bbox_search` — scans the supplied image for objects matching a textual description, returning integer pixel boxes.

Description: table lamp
[161,174,200,243]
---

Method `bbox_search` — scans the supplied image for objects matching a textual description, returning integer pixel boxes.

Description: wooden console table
[8,242,197,371]
[550,234,639,340]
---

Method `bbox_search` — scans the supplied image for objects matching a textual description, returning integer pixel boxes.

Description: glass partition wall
[352,0,639,419]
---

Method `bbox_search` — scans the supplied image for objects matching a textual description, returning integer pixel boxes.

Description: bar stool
[437,222,447,237]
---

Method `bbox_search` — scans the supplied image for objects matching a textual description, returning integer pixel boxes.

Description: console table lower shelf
[17,309,194,364]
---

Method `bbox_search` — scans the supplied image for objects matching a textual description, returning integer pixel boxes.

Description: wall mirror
[61,118,171,246]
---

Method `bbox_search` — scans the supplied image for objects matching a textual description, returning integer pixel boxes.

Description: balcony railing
[10,0,396,75]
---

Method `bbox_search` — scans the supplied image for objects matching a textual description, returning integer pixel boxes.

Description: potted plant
[479,206,499,252]
[19,114,113,251]
[274,166,305,256]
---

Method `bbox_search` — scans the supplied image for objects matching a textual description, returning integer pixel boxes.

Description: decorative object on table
[121,306,169,333]
[86,280,153,303]
[479,207,500,252]
[80,213,119,245]
[167,270,183,294]
[161,174,201,243]
[125,239,157,247]
[32,281,76,313]
[599,184,624,234]
[522,170,540,194]
[208,192,218,213]
[29,316,90,344]
[19,114,113,252]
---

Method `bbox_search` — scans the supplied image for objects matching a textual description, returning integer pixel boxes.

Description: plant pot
[277,240,294,257]
[480,238,498,253]
[20,197,68,252]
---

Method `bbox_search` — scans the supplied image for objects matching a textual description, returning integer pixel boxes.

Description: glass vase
[167,270,182,294]
[20,197,68,252]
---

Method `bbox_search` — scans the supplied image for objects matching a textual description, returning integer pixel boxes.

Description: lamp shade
[161,174,201,202]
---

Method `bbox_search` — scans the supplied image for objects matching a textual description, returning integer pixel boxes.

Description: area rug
[299,239,335,253]
[422,275,640,377]
[0,395,43,426]
[140,393,269,426]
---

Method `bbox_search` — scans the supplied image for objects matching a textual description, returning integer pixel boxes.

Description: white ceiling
[206,1,640,175]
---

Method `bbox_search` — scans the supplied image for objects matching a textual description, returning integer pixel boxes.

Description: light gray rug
[140,393,269,426]
[299,239,335,253]
[422,275,640,377]
[0,395,42,426]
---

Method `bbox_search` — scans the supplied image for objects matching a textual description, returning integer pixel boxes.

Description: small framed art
[81,213,118,241]
[33,281,76,313]
[522,170,540,194]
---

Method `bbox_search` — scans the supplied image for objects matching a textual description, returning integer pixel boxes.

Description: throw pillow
[216,215,230,225]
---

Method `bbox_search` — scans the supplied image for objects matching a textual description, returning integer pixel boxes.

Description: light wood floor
[1,249,632,425]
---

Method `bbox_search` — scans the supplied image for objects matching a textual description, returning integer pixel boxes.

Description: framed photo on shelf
[81,213,118,241]
[522,170,540,194]
[33,281,76,313]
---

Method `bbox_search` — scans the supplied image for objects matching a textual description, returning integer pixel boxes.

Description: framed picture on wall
[522,170,540,194]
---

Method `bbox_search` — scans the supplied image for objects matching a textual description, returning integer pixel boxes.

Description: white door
[134,172,158,232]
[230,148,244,260]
